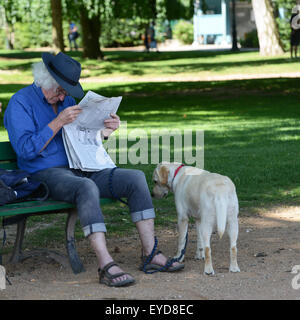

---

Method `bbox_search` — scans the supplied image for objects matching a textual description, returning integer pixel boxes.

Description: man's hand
[48,105,82,137]
[56,105,82,127]
[44,105,82,153]
[102,113,120,138]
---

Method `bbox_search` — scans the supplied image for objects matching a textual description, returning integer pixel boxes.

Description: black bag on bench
[0,169,49,205]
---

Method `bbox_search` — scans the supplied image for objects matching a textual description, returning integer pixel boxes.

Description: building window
[202,0,221,15]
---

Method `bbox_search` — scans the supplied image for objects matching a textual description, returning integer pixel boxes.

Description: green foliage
[165,0,193,20]
[240,29,259,48]
[0,0,52,49]
[13,20,52,49]
[276,17,291,51]
[100,18,145,47]
[112,0,154,19]
[173,20,194,44]
[0,0,194,50]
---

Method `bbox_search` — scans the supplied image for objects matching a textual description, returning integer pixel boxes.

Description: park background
[0,0,300,300]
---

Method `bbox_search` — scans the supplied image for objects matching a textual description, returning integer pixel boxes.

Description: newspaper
[62,90,122,171]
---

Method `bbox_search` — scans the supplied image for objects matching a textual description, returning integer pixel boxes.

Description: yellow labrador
[152,162,240,275]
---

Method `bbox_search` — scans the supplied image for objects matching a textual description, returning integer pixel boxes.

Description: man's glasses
[55,87,68,96]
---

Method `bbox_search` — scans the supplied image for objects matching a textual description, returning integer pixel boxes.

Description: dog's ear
[159,165,169,185]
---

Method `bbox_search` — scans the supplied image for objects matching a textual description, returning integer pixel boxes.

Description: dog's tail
[215,195,227,239]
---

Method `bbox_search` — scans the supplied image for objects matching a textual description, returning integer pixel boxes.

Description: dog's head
[152,163,170,199]
[152,162,183,199]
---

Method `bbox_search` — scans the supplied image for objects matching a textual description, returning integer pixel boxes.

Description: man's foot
[140,249,184,272]
[98,261,135,287]
[151,252,182,268]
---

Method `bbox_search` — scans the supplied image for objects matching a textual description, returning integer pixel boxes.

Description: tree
[65,0,106,59]
[231,0,239,51]
[50,0,64,53]
[79,3,102,59]
[0,0,19,49]
[251,0,284,56]
[0,0,55,50]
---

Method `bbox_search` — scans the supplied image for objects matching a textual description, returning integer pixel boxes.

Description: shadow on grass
[85,77,300,97]
[0,48,238,61]
[0,49,294,77]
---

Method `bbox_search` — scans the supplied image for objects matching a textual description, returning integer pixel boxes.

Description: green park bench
[0,141,113,274]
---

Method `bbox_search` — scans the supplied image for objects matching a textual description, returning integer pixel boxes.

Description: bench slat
[0,198,114,217]
[0,141,17,161]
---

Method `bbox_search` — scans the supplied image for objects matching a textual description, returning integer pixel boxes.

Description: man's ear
[159,165,169,185]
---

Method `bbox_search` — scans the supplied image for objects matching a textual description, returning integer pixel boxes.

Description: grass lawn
[0,49,300,246]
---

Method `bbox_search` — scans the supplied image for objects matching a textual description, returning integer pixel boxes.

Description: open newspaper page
[62,91,122,171]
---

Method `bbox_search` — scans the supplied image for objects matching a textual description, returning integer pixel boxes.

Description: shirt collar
[32,82,46,102]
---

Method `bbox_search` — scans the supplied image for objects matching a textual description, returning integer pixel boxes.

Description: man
[290,11,300,59]
[4,52,184,287]
[68,21,79,51]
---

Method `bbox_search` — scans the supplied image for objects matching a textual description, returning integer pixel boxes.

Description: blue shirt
[4,83,76,173]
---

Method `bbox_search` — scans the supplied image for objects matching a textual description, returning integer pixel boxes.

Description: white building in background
[193,0,256,45]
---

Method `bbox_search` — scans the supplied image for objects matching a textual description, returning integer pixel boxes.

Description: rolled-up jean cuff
[131,208,156,223]
[83,223,107,237]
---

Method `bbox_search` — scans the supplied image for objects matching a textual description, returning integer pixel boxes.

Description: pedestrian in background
[290,11,300,59]
[149,21,159,53]
[68,21,79,51]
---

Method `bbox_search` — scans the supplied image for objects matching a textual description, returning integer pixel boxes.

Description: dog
[152,162,240,275]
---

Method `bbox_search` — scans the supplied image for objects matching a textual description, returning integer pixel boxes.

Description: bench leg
[66,209,85,274]
[9,217,27,263]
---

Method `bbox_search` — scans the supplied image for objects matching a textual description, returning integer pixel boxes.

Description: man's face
[42,86,68,105]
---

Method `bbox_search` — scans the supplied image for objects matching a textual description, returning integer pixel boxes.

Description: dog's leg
[195,219,204,260]
[227,216,240,273]
[174,200,188,262]
[175,217,188,262]
[200,220,214,275]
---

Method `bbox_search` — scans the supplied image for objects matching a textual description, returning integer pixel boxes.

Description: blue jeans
[32,167,155,237]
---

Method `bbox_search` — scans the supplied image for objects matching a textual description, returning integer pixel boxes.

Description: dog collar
[171,164,185,189]
[174,164,185,179]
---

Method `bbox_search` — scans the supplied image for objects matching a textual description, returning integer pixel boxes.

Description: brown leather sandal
[98,261,135,287]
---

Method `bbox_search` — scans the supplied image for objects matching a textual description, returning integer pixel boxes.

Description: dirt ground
[0,205,300,300]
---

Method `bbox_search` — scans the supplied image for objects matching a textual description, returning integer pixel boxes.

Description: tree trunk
[231,0,239,51]
[2,6,14,49]
[50,0,64,53]
[251,0,284,56]
[4,23,14,50]
[79,5,103,59]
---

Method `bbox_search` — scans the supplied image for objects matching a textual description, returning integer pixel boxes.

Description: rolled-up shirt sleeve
[5,94,54,161]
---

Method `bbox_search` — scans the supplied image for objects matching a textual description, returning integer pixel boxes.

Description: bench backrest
[0,141,18,169]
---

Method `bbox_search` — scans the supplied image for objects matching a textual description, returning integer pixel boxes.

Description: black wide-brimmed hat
[42,52,84,98]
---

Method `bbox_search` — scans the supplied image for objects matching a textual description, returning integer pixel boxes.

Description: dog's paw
[194,254,204,260]
[229,265,240,273]
[195,249,205,260]
[204,267,215,276]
